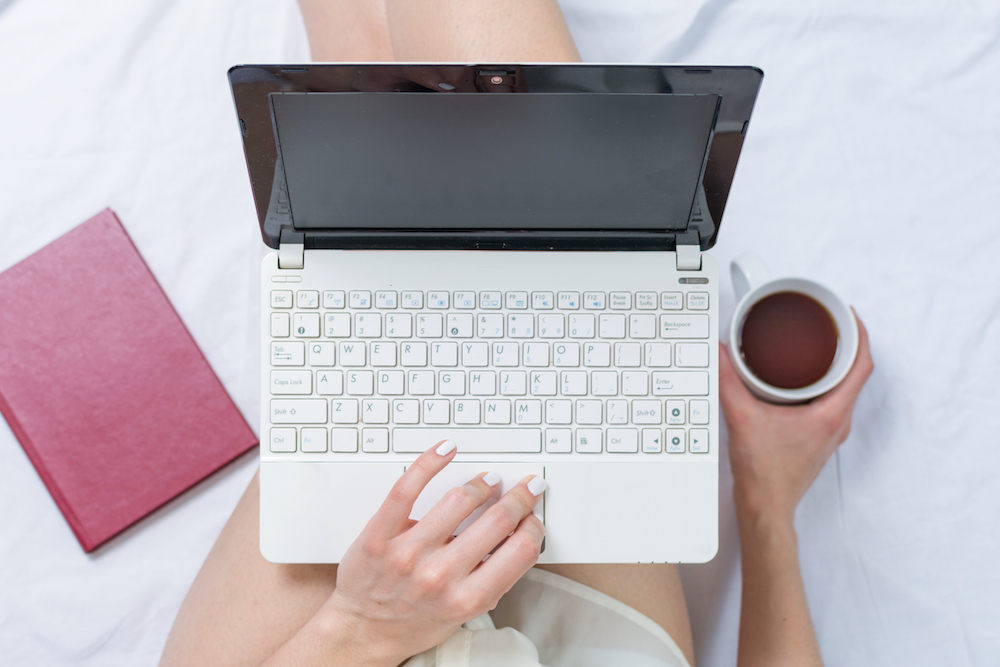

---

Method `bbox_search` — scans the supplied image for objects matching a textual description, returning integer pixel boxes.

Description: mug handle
[731,251,771,301]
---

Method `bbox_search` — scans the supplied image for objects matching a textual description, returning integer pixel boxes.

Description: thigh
[534,563,695,666]
[160,471,338,667]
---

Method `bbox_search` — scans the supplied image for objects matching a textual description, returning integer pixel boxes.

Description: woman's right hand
[316,440,546,667]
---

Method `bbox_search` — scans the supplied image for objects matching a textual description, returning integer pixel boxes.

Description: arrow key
[642,428,662,453]
[689,428,709,454]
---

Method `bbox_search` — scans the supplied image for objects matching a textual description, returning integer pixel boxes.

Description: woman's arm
[720,314,874,667]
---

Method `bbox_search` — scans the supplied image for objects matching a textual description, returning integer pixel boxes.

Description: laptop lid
[229,64,762,252]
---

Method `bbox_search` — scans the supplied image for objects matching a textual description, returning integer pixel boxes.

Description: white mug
[728,252,859,404]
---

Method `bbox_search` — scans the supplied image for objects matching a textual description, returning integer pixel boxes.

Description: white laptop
[229,64,763,563]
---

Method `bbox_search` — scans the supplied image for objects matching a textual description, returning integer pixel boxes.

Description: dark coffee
[739,291,838,389]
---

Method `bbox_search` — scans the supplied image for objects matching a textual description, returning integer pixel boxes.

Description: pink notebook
[0,209,257,552]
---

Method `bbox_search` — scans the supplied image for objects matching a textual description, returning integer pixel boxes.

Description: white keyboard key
[271,312,290,337]
[666,428,686,453]
[576,400,602,424]
[645,342,672,367]
[271,370,312,395]
[362,399,390,424]
[377,370,404,395]
[293,313,321,338]
[690,400,710,425]
[355,313,382,338]
[607,428,638,453]
[316,370,344,395]
[439,371,466,395]
[690,429,710,453]
[610,292,632,310]
[538,313,565,339]
[271,290,293,308]
[621,371,648,396]
[522,342,549,367]
[297,290,319,309]
[447,313,474,338]
[545,428,572,453]
[423,399,450,424]
[269,428,296,453]
[271,341,304,366]
[453,291,476,309]
[454,399,481,424]
[666,400,686,425]
[346,370,374,396]
[660,314,709,338]
[636,292,657,310]
[561,371,588,396]
[506,291,529,309]
[325,313,350,338]
[591,371,618,396]
[323,290,345,309]
[338,341,366,366]
[687,292,709,310]
[553,342,580,367]
[584,342,611,367]
[478,314,504,338]
[632,400,662,424]
[385,313,413,338]
[515,400,542,424]
[469,371,497,395]
[615,343,642,368]
[642,428,662,453]
[271,399,327,424]
[661,292,683,310]
[401,291,423,309]
[545,400,572,424]
[349,291,372,309]
[675,342,710,367]
[408,370,435,395]
[484,399,512,424]
[375,291,397,309]
[599,313,626,339]
[569,313,595,338]
[533,292,554,309]
[400,342,428,366]
[331,428,359,452]
[492,342,519,367]
[530,371,557,396]
[508,314,534,338]
[301,427,327,452]
[308,342,336,366]
[431,341,459,367]
[393,399,420,424]
[607,400,629,425]
[362,428,389,452]
[558,291,580,310]
[392,428,541,453]
[500,371,528,396]
[576,429,602,453]
[652,372,709,396]
[479,291,502,309]
[462,342,489,366]
[629,314,657,339]
[584,292,606,310]
[427,291,450,309]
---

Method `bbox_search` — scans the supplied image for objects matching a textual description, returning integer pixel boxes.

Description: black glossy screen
[271,92,719,230]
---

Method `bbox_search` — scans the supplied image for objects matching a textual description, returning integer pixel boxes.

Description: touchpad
[407,463,544,536]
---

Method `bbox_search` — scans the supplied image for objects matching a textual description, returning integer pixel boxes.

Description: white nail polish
[435,439,457,456]
[482,471,501,487]
[527,476,547,496]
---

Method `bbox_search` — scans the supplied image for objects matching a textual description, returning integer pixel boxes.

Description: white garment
[402,568,691,667]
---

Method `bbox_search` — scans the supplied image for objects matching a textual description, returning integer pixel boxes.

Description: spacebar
[392,428,542,453]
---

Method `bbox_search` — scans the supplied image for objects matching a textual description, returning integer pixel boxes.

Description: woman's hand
[317,441,546,667]
[720,312,874,526]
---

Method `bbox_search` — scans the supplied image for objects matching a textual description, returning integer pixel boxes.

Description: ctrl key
[270,428,296,453]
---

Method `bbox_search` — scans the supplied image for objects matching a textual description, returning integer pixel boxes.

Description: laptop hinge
[278,229,304,269]
[675,233,702,271]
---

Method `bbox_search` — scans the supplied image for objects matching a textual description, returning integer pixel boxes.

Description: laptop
[229,64,762,564]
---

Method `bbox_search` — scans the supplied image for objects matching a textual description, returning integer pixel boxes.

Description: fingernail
[482,471,501,487]
[436,440,456,456]
[527,476,547,496]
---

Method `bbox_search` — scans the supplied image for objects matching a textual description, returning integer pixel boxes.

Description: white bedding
[1,0,998,664]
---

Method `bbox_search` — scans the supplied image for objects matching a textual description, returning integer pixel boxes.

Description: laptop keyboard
[267,289,711,456]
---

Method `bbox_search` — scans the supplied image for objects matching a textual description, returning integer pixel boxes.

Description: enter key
[652,372,709,396]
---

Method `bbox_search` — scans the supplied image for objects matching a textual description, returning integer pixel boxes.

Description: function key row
[272,290,709,311]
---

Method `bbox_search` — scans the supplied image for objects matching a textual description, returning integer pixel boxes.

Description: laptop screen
[271,92,719,231]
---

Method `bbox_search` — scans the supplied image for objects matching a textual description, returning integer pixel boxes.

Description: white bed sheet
[1,0,998,665]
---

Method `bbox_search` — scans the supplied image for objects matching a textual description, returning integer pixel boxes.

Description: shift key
[270,399,328,424]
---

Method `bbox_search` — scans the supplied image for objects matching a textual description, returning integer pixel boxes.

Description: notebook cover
[0,209,258,552]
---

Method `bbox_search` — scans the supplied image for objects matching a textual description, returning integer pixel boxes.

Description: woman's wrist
[275,602,397,667]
